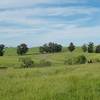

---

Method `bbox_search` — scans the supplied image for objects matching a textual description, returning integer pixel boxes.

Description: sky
[0,0,100,47]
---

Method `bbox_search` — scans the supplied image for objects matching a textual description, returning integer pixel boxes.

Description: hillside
[0,47,100,100]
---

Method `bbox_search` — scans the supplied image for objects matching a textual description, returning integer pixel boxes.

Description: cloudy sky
[0,0,100,47]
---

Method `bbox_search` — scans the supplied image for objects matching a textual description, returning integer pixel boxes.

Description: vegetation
[0,42,100,100]
[82,44,88,52]
[39,42,62,53]
[0,63,100,100]
[95,45,100,53]
[64,55,87,65]
[68,42,75,52]
[0,44,5,56]
[19,57,34,68]
[88,42,94,53]
[75,55,87,64]
[17,43,28,55]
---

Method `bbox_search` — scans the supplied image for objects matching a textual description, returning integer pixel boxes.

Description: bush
[64,55,87,65]
[19,57,34,68]
[75,55,87,64]
[39,59,52,67]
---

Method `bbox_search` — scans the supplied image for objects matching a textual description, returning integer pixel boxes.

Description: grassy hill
[0,47,100,100]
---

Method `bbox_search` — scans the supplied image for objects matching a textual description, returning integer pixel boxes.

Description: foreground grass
[0,64,100,100]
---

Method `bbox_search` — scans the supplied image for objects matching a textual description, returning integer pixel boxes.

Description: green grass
[0,47,100,100]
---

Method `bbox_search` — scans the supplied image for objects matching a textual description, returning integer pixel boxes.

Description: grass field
[0,47,100,100]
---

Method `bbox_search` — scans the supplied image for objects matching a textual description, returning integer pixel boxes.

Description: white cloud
[0,0,99,46]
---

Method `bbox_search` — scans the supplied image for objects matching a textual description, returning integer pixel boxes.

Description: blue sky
[0,0,100,47]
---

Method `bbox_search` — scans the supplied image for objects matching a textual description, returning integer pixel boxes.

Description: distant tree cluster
[1,42,100,57]
[39,42,62,53]
[81,42,94,53]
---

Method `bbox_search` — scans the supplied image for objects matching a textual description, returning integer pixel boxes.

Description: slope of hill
[0,47,100,100]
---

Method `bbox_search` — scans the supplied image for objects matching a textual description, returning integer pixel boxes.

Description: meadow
[0,47,100,100]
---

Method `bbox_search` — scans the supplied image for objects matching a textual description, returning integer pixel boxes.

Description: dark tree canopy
[17,43,28,55]
[0,44,5,56]
[39,42,62,53]
[82,44,88,52]
[68,42,75,52]
[95,45,100,53]
[88,42,94,53]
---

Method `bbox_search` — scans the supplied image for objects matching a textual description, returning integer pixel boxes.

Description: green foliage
[17,43,28,55]
[19,57,34,68]
[95,45,100,53]
[82,44,87,52]
[64,55,87,65]
[39,42,62,53]
[88,42,94,53]
[75,55,87,64]
[39,46,45,54]
[0,44,5,56]
[68,42,75,52]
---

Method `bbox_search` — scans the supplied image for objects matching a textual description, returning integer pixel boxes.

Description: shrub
[39,59,52,67]
[75,55,87,64]
[19,57,34,68]
[64,55,87,65]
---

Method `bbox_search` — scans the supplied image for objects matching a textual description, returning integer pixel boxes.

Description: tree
[68,42,75,52]
[17,43,28,55]
[82,44,87,52]
[39,42,62,53]
[95,45,100,53]
[88,42,94,53]
[0,44,5,56]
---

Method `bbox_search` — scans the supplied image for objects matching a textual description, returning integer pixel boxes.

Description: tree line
[0,42,100,56]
